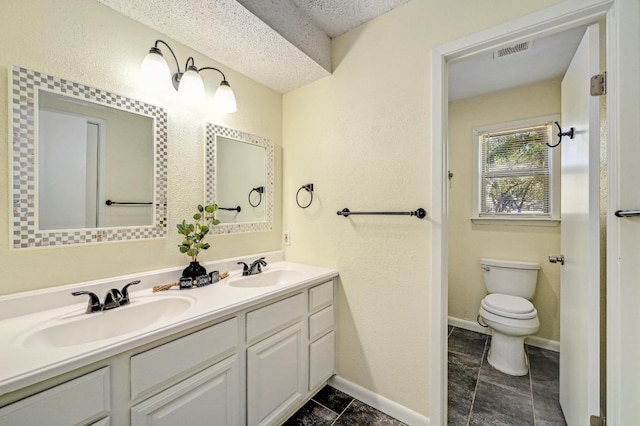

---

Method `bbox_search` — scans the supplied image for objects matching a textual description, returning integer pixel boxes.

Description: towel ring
[248,186,264,207]
[296,184,314,209]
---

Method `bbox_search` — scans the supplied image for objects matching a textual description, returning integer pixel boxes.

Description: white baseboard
[328,375,430,426]
[448,316,490,335]
[448,316,560,352]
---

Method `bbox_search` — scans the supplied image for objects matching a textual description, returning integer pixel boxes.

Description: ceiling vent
[493,41,532,59]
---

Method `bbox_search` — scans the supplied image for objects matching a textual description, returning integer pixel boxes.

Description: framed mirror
[205,124,274,234]
[10,66,168,249]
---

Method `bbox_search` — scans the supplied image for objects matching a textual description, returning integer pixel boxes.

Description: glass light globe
[177,67,205,100]
[213,81,237,113]
[140,48,171,91]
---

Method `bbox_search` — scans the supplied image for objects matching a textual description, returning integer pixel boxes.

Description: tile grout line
[328,398,355,426]
[465,333,489,426]
[527,347,538,425]
[311,398,341,417]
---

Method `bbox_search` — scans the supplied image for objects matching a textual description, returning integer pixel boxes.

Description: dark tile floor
[283,385,406,426]
[284,327,565,425]
[448,326,567,426]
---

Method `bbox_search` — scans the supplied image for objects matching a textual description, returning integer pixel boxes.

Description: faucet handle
[120,280,140,306]
[102,289,122,311]
[72,291,102,314]
[258,257,267,266]
[238,261,249,275]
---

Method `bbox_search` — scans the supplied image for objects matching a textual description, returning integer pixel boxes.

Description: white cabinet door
[247,323,305,426]
[309,331,335,391]
[131,355,240,426]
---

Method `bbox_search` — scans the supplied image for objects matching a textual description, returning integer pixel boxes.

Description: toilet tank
[480,258,540,299]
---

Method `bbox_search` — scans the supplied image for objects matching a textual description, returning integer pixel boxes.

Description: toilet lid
[481,294,537,319]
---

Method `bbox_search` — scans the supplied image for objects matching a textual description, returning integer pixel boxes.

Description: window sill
[471,217,560,227]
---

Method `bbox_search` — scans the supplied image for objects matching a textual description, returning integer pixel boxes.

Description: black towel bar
[105,200,152,206]
[614,210,640,218]
[337,208,427,219]
[218,206,242,212]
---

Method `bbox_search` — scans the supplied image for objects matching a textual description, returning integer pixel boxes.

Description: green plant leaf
[193,213,202,220]
[197,204,204,212]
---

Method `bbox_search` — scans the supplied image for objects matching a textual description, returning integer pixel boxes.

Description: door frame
[429,1,616,424]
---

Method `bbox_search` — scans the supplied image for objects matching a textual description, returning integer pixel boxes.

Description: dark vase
[182,261,207,279]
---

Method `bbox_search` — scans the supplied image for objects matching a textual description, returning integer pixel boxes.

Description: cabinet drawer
[131,317,238,400]
[0,367,110,426]
[309,281,333,313]
[246,293,305,344]
[309,331,335,391]
[309,305,334,341]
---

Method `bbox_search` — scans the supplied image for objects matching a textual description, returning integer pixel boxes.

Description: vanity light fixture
[141,40,237,113]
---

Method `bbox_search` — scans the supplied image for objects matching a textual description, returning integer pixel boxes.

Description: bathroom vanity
[0,254,337,426]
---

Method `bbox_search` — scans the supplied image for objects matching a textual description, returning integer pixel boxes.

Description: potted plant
[177,204,220,278]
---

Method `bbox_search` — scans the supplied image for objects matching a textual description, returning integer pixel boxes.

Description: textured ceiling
[290,0,411,39]
[96,0,410,93]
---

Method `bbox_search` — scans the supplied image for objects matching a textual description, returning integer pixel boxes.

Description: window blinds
[479,124,552,215]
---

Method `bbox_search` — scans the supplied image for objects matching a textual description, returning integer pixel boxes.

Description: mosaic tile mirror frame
[10,66,168,249]
[205,123,274,234]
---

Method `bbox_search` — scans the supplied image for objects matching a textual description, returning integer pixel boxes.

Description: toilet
[478,258,540,376]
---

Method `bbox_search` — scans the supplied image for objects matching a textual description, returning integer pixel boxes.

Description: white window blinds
[478,123,552,216]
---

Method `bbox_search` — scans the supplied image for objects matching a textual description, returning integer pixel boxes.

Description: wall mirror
[10,66,168,249]
[205,124,274,234]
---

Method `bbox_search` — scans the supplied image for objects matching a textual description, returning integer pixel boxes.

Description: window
[472,115,560,224]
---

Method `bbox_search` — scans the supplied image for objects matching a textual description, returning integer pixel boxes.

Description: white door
[559,23,601,425]
[610,1,640,423]
[38,109,99,229]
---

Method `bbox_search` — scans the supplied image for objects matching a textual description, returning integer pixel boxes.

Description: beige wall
[282,0,564,416]
[447,79,563,342]
[0,0,282,295]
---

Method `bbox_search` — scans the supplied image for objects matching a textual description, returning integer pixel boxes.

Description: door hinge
[590,415,606,426]
[590,72,607,96]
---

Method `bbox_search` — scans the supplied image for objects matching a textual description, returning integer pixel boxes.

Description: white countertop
[0,259,337,396]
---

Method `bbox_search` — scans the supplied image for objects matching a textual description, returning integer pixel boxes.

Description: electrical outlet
[283,230,291,246]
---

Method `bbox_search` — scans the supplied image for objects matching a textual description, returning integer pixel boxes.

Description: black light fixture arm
[153,40,182,74]
[198,66,228,82]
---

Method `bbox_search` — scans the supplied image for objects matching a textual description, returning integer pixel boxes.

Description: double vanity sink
[0,258,337,398]
[14,267,306,351]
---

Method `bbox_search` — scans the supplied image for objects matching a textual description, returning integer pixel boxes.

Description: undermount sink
[17,296,194,349]
[227,269,304,288]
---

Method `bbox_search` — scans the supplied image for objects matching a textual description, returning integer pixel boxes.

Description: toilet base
[487,331,529,376]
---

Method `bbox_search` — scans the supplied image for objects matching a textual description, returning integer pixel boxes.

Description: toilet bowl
[478,259,540,376]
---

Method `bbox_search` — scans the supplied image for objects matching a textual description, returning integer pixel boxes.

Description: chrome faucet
[238,257,267,276]
[72,280,141,313]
